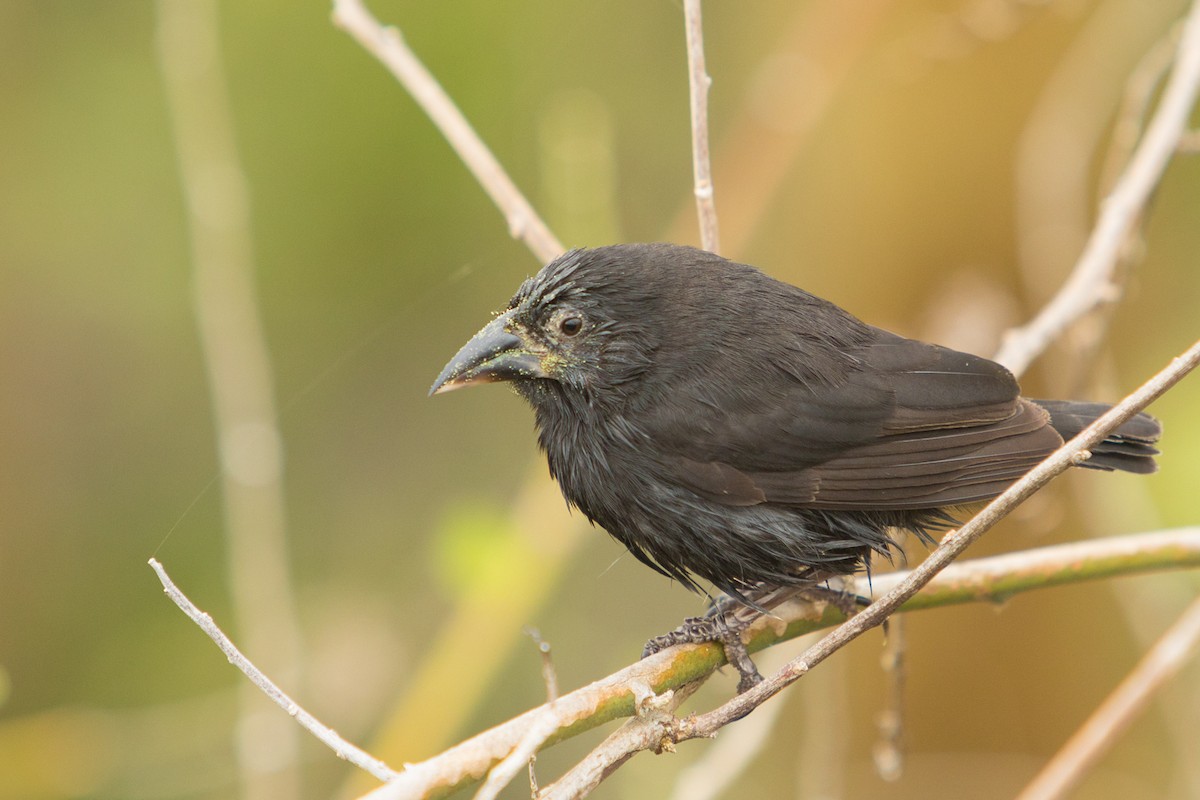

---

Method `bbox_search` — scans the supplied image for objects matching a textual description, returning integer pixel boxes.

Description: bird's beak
[429,310,546,395]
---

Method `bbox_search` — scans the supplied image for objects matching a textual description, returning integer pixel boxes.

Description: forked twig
[996,0,1200,375]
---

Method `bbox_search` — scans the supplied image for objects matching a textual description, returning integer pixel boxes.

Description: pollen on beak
[429,311,546,395]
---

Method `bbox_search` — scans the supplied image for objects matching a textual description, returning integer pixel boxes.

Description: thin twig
[148,559,400,783]
[465,631,562,800]
[1016,594,1200,800]
[526,627,559,703]
[996,0,1200,375]
[540,339,1200,795]
[470,703,562,800]
[665,2,894,256]
[331,0,564,264]
[683,0,720,253]
[356,525,1200,800]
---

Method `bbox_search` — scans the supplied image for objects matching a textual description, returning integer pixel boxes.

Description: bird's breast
[533,402,651,524]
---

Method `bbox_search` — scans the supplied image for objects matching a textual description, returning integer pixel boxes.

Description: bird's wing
[649,330,1063,510]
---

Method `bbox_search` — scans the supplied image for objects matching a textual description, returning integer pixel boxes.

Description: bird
[430,243,1162,691]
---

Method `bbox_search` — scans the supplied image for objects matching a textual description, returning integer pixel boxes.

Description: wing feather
[652,329,1061,511]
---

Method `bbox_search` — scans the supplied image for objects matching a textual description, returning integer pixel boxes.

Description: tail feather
[1033,399,1162,474]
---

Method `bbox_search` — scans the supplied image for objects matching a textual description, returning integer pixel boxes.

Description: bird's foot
[642,582,871,694]
[642,612,763,693]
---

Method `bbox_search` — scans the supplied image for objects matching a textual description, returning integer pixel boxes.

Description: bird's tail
[1034,399,1162,474]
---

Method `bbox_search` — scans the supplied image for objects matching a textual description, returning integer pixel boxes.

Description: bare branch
[996,0,1200,375]
[331,0,565,264]
[683,0,720,253]
[538,680,707,800]
[1016,594,1200,800]
[355,526,1200,800]
[148,559,400,783]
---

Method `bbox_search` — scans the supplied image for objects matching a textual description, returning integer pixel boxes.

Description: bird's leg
[712,615,764,694]
[642,608,764,693]
[642,580,871,694]
[642,583,793,693]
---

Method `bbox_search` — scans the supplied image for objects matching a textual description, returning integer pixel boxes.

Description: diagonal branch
[148,559,400,783]
[331,0,565,264]
[1016,593,1200,800]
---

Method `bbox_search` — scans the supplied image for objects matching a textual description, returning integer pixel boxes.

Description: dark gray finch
[431,243,1162,691]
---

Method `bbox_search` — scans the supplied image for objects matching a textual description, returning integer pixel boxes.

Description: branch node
[630,680,674,718]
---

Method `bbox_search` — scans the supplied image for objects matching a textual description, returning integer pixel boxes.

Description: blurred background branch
[156,1,304,797]
[683,0,720,253]
[1016,593,1200,800]
[332,0,564,264]
[998,0,1200,376]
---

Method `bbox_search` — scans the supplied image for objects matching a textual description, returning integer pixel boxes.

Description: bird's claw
[642,583,872,694]
[642,613,763,693]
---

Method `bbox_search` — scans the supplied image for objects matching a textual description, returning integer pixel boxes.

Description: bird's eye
[559,315,583,336]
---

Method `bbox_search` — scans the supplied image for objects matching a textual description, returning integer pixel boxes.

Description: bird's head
[429,245,671,407]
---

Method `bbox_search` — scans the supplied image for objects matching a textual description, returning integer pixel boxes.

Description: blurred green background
[1,1,1198,798]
